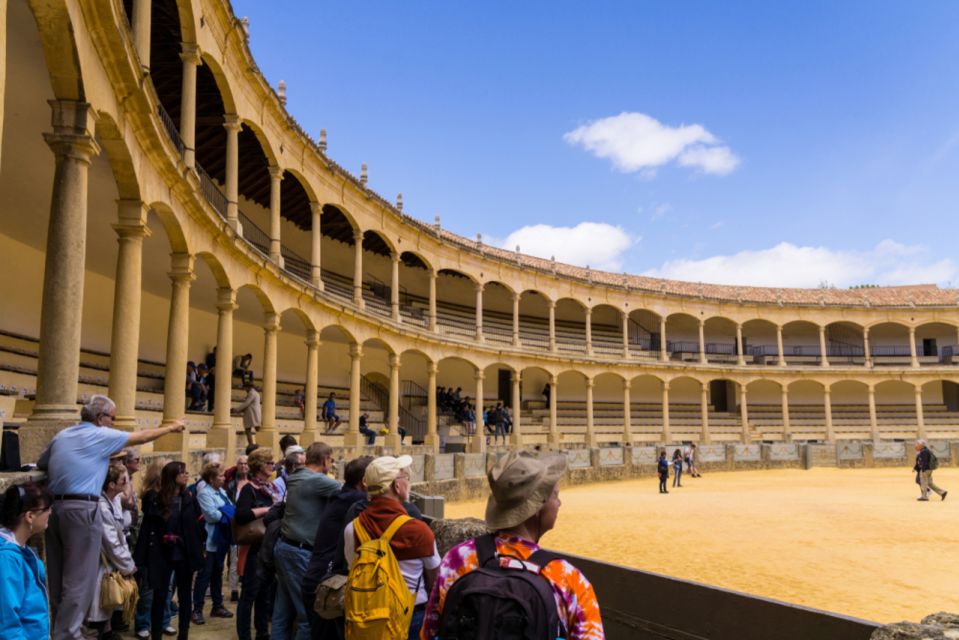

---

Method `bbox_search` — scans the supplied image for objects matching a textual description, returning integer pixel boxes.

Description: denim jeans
[672,465,682,487]
[359,426,377,445]
[193,546,227,612]
[237,545,273,640]
[272,539,313,640]
[135,579,172,633]
[408,606,425,640]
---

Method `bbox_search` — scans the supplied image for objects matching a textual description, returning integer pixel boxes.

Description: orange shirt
[420,534,604,639]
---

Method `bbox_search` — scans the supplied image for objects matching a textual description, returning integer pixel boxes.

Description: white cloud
[500,222,636,271]
[644,241,957,288]
[564,111,740,176]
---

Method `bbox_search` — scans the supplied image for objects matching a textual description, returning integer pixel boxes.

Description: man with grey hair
[37,394,186,640]
[914,439,948,501]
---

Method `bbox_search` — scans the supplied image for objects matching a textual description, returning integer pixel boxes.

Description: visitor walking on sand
[672,449,684,488]
[914,439,948,502]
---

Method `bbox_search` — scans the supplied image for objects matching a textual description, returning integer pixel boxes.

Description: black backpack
[437,534,566,640]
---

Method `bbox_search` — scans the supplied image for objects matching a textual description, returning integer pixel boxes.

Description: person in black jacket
[914,439,948,501]
[657,451,670,494]
[235,447,280,640]
[134,461,204,640]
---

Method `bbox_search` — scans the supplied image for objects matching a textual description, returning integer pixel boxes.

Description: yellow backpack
[344,514,415,640]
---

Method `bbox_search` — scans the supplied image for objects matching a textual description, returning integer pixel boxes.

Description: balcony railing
[196,165,229,219]
[237,211,271,256]
[157,103,185,157]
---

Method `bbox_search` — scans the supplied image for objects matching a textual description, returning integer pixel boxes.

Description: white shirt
[344,520,441,605]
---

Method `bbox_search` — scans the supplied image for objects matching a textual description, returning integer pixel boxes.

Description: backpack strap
[353,517,371,545]
[526,547,561,573]
[475,533,498,567]
[380,514,411,544]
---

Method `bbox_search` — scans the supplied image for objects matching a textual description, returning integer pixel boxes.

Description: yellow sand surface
[445,467,959,624]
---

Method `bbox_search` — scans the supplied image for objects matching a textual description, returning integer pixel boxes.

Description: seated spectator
[293,388,306,418]
[359,412,377,446]
[344,455,440,639]
[0,482,53,640]
[186,361,206,410]
[193,463,235,625]
[196,364,211,411]
[322,393,341,434]
[421,449,604,640]
[302,454,373,639]
[87,463,136,638]
[233,353,254,385]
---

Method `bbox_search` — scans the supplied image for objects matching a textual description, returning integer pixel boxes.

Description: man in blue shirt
[37,394,186,640]
[322,392,341,434]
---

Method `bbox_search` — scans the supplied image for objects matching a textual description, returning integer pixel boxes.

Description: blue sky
[233,1,959,288]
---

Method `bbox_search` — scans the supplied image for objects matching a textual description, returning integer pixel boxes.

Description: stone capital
[268,164,284,181]
[113,200,151,238]
[585,378,594,389]
[427,361,438,375]
[305,329,320,347]
[391,251,401,264]
[263,312,281,332]
[223,114,241,132]
[390,354,401,368]
[510,372,521,384]
[310,201,324,216]
[350,344,363,359]
[216,287,237,311]
[353,231,364,245]
[474,370,484,381]
[179,42,202,65]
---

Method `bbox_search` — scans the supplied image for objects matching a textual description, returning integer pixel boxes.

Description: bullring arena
[1,0,958,636]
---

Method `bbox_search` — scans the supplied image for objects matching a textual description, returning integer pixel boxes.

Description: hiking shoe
[210,606,234,618]
[163,626,177,636]
[191,611,205,625]
[942,491,948,501]
[917,497,929,501]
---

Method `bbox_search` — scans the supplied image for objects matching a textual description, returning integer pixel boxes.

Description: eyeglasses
[178,471,189,476]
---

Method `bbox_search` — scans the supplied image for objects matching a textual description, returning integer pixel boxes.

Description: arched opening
[554,298,587,354]
[786,380,827,440]
[396,251,431,328]
[517,290,551,351]
[274,309,312,430]
[830,380,870,437]
[437,356,479,444]
[922,379,959,436]
[399,349,432,444]
[868,322,911,365]
[627,309,662,358]
[318,205,358,300]
[668,376,703,441]
[781,321,822,365]
[665,313,700,361]
[594,371,627,441]
[481,281,515,346]
[436,269,478,340]
[916,322,959,364]
[556,370,588,440]
[745,380,786,439]
[360,230,394,313]
[703,317,738,364]
[742,319,778,364]
[826,321,865,364]
[629,374,666,439]
[874,380,920,437]
[590,304,623,356]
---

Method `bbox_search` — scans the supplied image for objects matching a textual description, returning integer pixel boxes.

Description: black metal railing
[196,165,229,219]
[704,342,737,355]
[157,103,185,157]
[237,211,271,255]
[827,343,865,357]
[869,345,912,357]
[281,246,312,282]
[667,341,700,354]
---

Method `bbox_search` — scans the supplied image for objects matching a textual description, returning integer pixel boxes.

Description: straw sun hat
[485,450,567,530]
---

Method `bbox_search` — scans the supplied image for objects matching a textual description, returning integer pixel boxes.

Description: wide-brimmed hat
[365,455,413,495]
[485,450,566,530]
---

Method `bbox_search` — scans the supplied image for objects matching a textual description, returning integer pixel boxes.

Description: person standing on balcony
[233,383,261,447]
[37,395,185,640]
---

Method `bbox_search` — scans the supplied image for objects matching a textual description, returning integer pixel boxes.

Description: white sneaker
[136,631,149,639]
[163,626,177,636]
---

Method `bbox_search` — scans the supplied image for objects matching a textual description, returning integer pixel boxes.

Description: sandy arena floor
[446,466,959,624]
[182,467,957,638]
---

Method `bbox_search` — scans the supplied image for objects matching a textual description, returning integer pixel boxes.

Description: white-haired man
[37,394,185,640]
[914,439,948,501]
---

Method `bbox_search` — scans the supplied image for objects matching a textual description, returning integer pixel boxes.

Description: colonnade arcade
[2,0,959,463]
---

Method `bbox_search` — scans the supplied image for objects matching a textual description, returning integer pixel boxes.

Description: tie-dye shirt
[420,534,604,639]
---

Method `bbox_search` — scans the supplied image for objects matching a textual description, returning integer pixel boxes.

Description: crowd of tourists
[657,445,701,493]
[0,394,604,640]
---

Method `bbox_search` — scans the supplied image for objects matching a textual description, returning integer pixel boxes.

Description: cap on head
[364,455,413,496]
[484,449,566,530]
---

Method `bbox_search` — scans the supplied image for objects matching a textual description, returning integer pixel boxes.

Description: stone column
[391,253,401,322]
[700,382,710,443]
[224,115,241,231]
[661,381,671,443]
[268,165,284,266]
[259,313,280,451]
[474,283,484,342]
[132,0,152,70]
[909,326,919,368]
[781,385,791,441]
[179,43,200,168]
[863,327,872,368]
[585,307,593,355]
[548,374,559,448]
[548,300,557,352]
[0,0,5,168]
[344,344,363,447]
[352,232,365,307]
[510,372,523,445]
[512,292,521,347]
[585,377,596,447]
[819,325,830,368]
[155,254,195,453]
[386,354,402,450]
[698,319,707,364]
[824,386,834,442]
[867,385,878,441]
[424,361,439,450]
[29,101,100,432]
[622,311,630,359]
[428,269,438,332]
[300,330,319,445]
[915,385,926,439]
[471,370,485,453]
[208,288,237,463]
[777,325,786,366]
[660,316,668,362]
[310,202,323,289]
[622,378,632,444]
[107,200,151,430]
[736,323,745,366]
[739,383,750,442]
